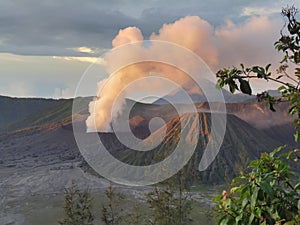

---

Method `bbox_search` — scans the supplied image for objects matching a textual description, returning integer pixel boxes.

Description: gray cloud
[0,0,138,55]
[0,0,296,56]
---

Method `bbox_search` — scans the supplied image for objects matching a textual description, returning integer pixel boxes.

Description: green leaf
[269,102,276,112]
[218,215,229,225]
[294,52,300,64]
[239,79,252,95]
[252,66,267,79]
[225,198,232,209]
[260,181,274,197]
[254,207,262,218]
[248,159,259,168]
[278,85,287,91]
[276,75,283,79]
[289,105,297,114]
[284,221,295,225]
[266,64,271,72]
[295,68,300,78]
[248,213,255,225]
[242,198,248,209]
[294,131,300,142]
[270,145,285,157]
[250,187,258,210]
[235,213,243,224]
[228,79,239,93]
[294,183,300,190]
[240,63,245,70]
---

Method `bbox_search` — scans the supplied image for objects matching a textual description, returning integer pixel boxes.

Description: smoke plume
[86,15,282,132]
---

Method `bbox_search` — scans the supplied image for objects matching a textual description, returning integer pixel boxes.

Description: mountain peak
[116,112,281,184]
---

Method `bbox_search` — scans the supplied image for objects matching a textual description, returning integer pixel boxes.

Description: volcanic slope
[115,112,281,184]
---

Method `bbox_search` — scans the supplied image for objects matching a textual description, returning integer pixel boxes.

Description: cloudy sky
[0,0,298,98]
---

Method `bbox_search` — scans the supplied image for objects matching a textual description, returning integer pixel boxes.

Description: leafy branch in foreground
[214,146,300,225]
[216,5,300,142]
[213,6,300,225]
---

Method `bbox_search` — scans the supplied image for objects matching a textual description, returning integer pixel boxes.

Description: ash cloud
[86,15,283,132]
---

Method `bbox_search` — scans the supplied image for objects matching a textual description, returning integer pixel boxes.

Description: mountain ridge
[107,112,282,183]
[0,95,296,145]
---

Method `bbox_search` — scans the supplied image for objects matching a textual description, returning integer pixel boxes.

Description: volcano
[112,112,281,184]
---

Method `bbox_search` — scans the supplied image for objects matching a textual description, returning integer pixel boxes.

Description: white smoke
[86,15,282,132]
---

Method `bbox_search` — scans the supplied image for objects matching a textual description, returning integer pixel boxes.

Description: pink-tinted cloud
[215,16,282,69]
[112,27,144,47]
[87,15,285,131]
[150,16,218,67]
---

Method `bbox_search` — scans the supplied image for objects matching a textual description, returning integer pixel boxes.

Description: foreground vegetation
[214,6,300,225]
[58,173,216,225]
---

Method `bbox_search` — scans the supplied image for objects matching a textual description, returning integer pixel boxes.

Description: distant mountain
[0,95,295,144]
[0,96,91,132]
[127,99,296,144]
[193,101,293,130]
[0,96,58,130]
[108,112,282,184]
[152,81,255,105]
[153,90,255,105]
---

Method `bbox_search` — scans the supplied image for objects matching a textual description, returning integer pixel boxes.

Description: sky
[0,0,298,98]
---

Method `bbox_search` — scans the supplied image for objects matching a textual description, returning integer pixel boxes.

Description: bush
[213,146,300,224]
[58,182,94,225]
